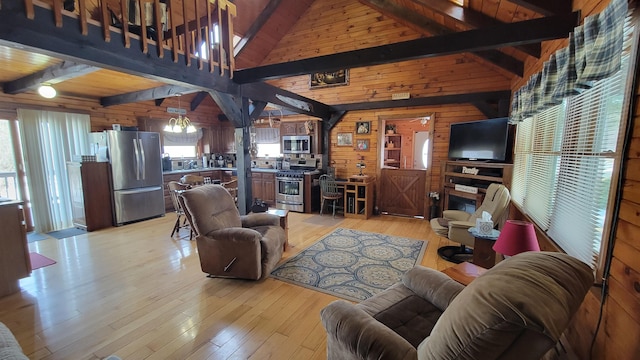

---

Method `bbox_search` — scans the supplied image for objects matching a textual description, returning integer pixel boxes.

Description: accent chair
[430,183,511,263]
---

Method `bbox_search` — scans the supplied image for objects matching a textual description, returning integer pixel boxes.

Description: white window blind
[512,13,634,269]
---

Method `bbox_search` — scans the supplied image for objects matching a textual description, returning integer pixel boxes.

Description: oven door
[276,177,304,212]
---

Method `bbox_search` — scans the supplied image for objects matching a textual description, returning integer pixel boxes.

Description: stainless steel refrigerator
[90,130,165,225]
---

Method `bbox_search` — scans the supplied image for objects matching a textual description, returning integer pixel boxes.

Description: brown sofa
[0,322,28,360]
[180,184,286,280]
[321,252,592,360]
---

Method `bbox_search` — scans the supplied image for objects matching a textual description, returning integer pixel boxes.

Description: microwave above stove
[282,135,311,154]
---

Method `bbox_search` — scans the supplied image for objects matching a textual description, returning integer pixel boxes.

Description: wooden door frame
[376,113,435,218]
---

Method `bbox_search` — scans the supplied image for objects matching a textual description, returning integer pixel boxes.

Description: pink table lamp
[493,220,540,256]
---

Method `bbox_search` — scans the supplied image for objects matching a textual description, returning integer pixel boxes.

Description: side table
[266,209,289,251]
[468,227,500,269]
[442,262,487,286]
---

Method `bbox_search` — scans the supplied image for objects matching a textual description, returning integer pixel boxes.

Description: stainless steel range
[275,159,317,212]
[276,170,305,212]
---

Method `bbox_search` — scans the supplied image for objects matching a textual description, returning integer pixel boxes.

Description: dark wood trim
[507,0,572,16]
[472,101,499,118]
[359,0,523,75]
[190,91,208,111]
[0,1,237,95]
[249,101,267,119]
[100,85,200,107]
[3,61,99,94]
[207,90,243,128]
[233,0,282,57]
[241,82,332,118]
[234,12,579,83]
[332,91,511,111]
[408,0,540,58]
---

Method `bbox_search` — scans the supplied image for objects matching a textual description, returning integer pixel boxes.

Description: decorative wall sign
[356,121,371,134]
[310,69,349,89]
[337,132,353,146]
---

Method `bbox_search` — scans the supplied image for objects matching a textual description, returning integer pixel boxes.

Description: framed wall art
[356,121,371,134]
[310,69,349,89]
[337,132,353,147]
[356,139,370,151]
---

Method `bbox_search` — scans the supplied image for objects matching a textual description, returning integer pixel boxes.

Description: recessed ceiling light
[37,85,57,99]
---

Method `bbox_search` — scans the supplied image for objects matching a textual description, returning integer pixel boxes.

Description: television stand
[439,160,513,215]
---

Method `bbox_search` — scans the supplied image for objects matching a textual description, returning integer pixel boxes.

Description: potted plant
[385,124,396,134]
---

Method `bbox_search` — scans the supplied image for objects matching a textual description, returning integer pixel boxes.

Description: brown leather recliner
[321,252,593,360]
[180,184,286,280]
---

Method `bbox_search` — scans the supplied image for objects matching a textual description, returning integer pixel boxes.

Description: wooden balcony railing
[23,0,236,77]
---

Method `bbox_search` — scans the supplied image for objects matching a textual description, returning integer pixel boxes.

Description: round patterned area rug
[270,228,428,301]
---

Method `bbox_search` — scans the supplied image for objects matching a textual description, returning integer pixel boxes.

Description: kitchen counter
[251,168,279,173]
[163,167,237,175]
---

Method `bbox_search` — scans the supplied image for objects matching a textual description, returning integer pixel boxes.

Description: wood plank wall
[510,0,640,358]
[264,0,511,192]
[0,91,224,132]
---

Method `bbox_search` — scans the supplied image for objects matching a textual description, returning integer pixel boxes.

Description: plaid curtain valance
[510,0,628,122]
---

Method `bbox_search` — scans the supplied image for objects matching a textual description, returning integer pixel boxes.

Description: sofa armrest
[0,322,28,360]
[402,266,464,312]
[241,213,280,228]
[321,300,416,360]
[443,210,471,221]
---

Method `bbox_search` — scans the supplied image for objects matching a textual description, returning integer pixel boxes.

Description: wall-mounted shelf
[384,134,402,168]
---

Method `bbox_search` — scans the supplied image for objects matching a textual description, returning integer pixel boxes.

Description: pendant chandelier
[164,94,196,133]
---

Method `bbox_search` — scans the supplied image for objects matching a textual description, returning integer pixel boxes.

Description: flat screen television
[447,117,511,162]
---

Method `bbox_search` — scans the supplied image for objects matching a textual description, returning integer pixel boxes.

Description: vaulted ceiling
[0,0,574,116]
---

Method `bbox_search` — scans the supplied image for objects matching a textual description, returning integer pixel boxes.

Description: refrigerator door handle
[133,138,141,180]
[138,139,146,180]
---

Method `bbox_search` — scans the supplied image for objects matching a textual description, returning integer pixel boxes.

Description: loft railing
[0,171,18,199]
[23,0,236,77]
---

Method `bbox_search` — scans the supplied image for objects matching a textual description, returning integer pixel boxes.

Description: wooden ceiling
[0,0,569,111]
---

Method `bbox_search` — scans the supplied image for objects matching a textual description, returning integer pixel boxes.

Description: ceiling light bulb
[38,85,57,99]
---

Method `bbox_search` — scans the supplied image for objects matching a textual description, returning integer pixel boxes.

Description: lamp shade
[493,220,540,256]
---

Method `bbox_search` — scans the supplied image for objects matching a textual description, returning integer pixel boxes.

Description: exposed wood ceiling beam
[241,82,332,118]
[250,101,267,119]
[234,0,282,57]
[208,91,243,128]
[190,91,208,111]
[3,60,99,94]
[409,0,540,58]
[507,0,572,16]
[0,2,237,95]
[332,90,511,112]
[472,101,499,118]
[359,0,523,75]
[234,12,579,83]
[100,85,200,107]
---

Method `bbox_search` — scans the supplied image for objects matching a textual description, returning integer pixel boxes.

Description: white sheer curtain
[17,109,91,233]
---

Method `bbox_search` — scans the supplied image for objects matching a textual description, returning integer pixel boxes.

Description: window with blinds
[511,13,635,270]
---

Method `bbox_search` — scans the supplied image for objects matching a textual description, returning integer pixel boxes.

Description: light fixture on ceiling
[164,94,196,133]
[37,84,57,99]
[420,115,431,126]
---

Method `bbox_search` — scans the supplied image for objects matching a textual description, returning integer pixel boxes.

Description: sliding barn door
[379,169,427,217]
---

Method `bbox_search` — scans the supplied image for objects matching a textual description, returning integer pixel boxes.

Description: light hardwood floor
[0,212,459,360]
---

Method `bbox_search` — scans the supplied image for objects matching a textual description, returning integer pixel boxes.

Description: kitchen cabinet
[219,126,236,153]
[67,162,113,231]
[0,201,31,298]
[251,171,276,206]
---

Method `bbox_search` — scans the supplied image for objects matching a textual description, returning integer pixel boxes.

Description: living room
[0,0,639,359]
